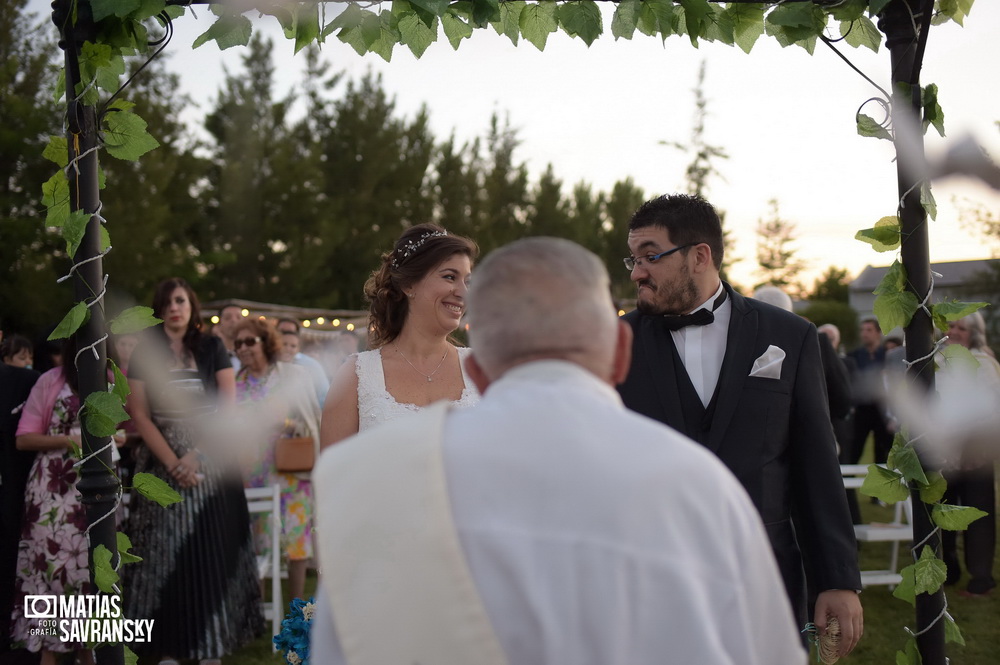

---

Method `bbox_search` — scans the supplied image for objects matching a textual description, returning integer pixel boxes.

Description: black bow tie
[660,290,727,332]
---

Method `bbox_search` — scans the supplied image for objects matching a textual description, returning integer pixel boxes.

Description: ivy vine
[43,1,981,663]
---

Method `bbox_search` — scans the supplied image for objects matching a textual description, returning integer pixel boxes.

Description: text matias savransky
[26,594,154,644]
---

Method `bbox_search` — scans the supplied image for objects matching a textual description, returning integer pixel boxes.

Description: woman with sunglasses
[232,318,321,601]
[125,278,262,665]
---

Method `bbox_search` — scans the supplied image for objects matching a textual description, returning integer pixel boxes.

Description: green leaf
[323,3,365,39]
[944,614,965,646]
[43,136,69,168]
[765,1,825,45]
[124,645,139,665]
[892,563,917,606]
[192,12,253,50]
[874,259,906,295]
[857,113,893,140]
[133,472,183,507]
[103,102,160,161]
[85,391,130,438]
[91,0,141,22]
[49,302,91,341]
[887,439,928,485]
[411,0,450,17]
[471,0,501,27]
[921,82,945,137]
[368,11,401,62]
[100,225,111,252]
[854,216,900,252]
[678,0,712,46]
[491,0,524,45]
[610,0,639,40]
[292,4,321,54]
[913,545,948,595]
[931,300,988,333]
[109,359,131,404]
[117,532,142,564]
[869,0,893,16]
[67,438,83,460]
[937,343,981,373]
[919,182,937,221]
[843,15,881,52]
[636,0,676,41]
[109,305,161,335]
[93,545,120,594]
[398,12,437,57]
[894,637,921,665]
[918,471,947,504]
[62,210,92,258]
[558,0,603,46]
[828,0,867,21]
[442,11,474,48]
[702,4,734,46]
[932,504,988,531]
[519,2,558,51]
[42,172,70,227]
[874,289,920,333]
[726,2,765,54]
[860,464,910,503]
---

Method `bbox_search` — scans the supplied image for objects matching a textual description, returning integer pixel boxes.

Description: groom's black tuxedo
[618,283,860,624]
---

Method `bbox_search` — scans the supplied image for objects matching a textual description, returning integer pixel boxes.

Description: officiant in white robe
[311,237,806,665]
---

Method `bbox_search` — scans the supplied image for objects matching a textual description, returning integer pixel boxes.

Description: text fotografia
[24,594,154,643]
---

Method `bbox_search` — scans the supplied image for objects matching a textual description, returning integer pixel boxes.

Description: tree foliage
[754,198,804,295]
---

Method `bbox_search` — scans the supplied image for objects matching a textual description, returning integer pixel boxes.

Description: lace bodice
[356,347,479,431]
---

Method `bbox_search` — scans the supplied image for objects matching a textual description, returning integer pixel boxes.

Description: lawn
[217,485,999,665]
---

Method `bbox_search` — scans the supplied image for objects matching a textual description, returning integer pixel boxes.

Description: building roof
[850,258,999,292]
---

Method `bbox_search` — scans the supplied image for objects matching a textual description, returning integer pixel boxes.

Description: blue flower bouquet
[274,597,315,665]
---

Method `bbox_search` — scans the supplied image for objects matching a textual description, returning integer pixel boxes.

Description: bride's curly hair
[364,223,478,348]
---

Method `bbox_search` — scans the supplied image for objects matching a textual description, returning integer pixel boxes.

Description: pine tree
[754,198,804,295]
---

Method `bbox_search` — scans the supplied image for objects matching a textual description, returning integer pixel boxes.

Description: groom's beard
[636,266,700,317]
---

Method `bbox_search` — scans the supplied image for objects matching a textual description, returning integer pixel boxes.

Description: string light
[210,315,219,324]
[303,320,311,328]
[258,315,266,320]
[346,323,355,331]
[332,319,340,327]
[316,317,325,325]
[241,309,249,317]
[617,309,626,317]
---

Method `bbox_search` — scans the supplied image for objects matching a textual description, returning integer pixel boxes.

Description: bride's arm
[319,358,360,448]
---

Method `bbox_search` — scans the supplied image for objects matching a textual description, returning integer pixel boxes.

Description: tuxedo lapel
[638,315,687,430]
[707,287,758,453]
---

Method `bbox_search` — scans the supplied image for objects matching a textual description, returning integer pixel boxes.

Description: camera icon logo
[24,595,58,619]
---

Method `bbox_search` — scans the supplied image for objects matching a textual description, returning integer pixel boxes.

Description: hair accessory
[391,230,448,269]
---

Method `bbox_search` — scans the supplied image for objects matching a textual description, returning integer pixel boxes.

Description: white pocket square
[749,345,785,379]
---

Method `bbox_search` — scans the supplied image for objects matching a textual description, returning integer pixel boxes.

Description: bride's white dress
[356,346,479,430]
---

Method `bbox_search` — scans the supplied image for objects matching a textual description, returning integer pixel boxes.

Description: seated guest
[310,238,805,665]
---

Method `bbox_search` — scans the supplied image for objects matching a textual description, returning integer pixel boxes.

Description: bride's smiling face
[406,253,472,334]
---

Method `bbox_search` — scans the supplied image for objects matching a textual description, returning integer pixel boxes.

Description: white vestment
[312,360,806,665]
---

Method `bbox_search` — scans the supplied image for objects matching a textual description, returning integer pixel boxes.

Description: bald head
[466,237,625,383]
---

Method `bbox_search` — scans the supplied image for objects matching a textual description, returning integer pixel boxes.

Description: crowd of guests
[0,193,997,663]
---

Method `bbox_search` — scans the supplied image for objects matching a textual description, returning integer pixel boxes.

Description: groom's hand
[814,589,863,656]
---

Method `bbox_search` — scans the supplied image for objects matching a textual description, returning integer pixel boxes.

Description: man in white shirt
[276,318,330,404]
[310,237,805,665]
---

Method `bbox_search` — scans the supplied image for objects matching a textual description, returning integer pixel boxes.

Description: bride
[321,223,480,445]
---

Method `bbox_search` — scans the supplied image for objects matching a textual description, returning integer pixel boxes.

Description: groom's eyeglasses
[623,243,695,271]
[234,336,262,349]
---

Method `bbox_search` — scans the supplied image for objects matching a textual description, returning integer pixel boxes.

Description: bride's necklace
[394,344,448,383]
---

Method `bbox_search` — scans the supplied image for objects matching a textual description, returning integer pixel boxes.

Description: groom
[617,194,863,653]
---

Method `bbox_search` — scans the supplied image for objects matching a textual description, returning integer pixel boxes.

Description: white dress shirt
[311,360,805,665]
[671,281,730,406]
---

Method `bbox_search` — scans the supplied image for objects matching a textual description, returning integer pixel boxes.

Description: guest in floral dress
[9,340,96,665]
[233,318,321,601]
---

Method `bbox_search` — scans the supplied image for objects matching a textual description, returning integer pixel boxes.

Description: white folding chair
[245,484,283,644]
[841,464,914,587]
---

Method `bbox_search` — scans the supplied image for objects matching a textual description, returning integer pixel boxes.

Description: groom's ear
[465,352,492,394]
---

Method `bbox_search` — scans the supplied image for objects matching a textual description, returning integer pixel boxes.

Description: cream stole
[313,402,508,665]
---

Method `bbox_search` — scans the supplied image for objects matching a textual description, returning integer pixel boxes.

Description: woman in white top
[321,223,480,445]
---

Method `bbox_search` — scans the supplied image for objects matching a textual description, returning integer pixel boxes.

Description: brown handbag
[274,436,316,473]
